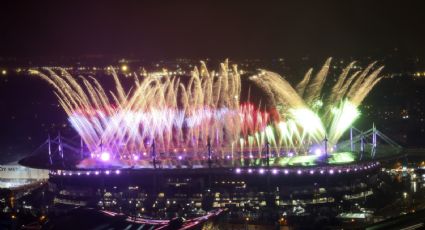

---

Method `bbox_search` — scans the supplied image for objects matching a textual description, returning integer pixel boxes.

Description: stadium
[15,59,407,229]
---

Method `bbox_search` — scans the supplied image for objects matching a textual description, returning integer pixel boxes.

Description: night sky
[1,0,425,59]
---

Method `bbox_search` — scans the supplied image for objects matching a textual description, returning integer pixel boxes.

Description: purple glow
[248,169,253,173]
[287,152,294,157]
[309,170,314,175]
[297,169,302,175]
[235,168,241,174]
[329,169,334,174]
[115,169,121,175]
[272,169,278,174]
[105,170,110,175]
[100,151,111,161]
[314,148,322,156]
[320,170,324,174]
[133,155,139,161]
[259,168,265,174]
[284,169,289,174]
[178,155,183,160]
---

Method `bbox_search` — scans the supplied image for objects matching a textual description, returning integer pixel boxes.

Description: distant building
[0,163,48,188]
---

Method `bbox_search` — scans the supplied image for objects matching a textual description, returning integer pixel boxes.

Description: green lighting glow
[328,152,356,164]
[274,152,356,166]
[328,100,360,146]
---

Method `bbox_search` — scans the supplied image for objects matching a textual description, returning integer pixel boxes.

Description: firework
[33,58,382,168]
[250,58,383,147]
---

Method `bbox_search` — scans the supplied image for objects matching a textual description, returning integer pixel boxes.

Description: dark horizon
[1,0,425,60]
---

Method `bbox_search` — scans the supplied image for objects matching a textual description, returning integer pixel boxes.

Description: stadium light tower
[324,135,328,162]
[152,139,157,169]
[207,137,212,169]
[48,134,52,165]
[266,140,270,168]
